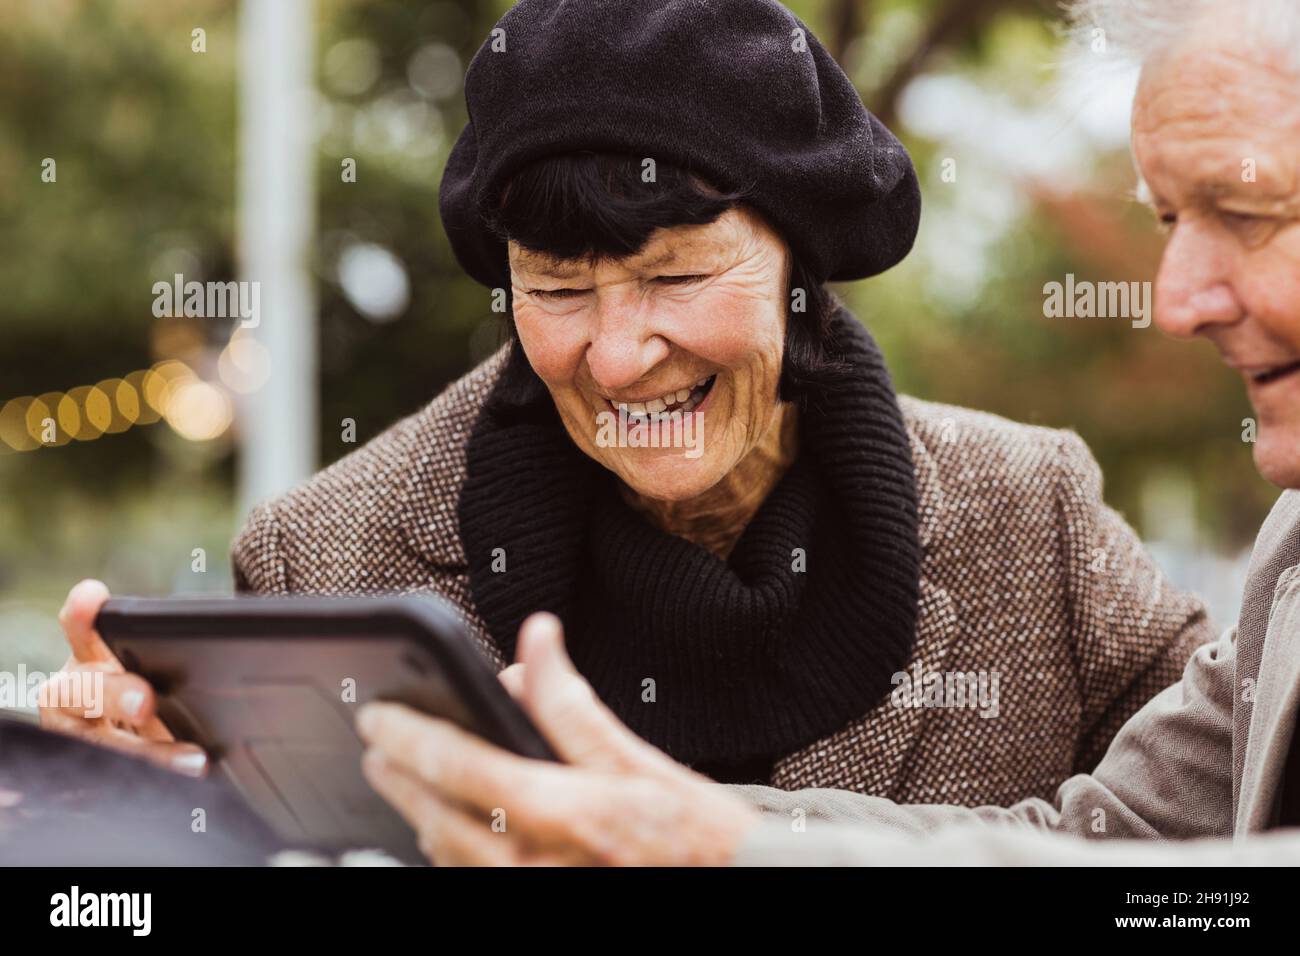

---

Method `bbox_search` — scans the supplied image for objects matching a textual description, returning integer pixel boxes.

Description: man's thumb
[516,612,652,772]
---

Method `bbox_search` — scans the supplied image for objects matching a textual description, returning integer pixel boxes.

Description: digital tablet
[94,593,557,864]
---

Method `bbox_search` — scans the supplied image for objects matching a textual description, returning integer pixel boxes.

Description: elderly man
[344,0,1300,865]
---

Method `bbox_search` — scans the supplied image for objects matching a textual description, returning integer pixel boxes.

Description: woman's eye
[530,288,589,300]
[654,274,707,286]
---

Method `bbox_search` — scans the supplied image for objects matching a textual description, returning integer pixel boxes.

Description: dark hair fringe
[482,151,852,419]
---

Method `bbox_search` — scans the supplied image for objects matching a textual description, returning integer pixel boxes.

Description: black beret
[439,0,921,289]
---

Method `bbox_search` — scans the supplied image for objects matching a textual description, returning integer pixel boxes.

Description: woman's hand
[37,579,208,776]
[357,612,761,866]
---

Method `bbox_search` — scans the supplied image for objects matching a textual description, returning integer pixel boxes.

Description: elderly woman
[44,0,1209,858]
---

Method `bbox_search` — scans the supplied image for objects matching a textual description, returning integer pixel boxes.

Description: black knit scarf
[456,306,921,782]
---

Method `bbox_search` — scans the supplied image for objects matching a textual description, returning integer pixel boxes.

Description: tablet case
[95,594,556,864]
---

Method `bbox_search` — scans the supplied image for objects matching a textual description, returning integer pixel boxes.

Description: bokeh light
[0,358,237,452]
[66,385,107,441]
[218,332,273,394]
[338,241,410,322]
[163,379,233,442]
[0,398,37,452]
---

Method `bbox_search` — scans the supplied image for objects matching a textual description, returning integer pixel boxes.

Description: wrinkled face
[1134,16,1300,487]
[508,205,789,501]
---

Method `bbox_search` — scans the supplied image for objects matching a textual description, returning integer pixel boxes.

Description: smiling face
[1133,13,1300,487]
[508,205,789,501]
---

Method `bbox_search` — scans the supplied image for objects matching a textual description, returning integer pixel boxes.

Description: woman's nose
[585,314,671,391]
[1153,223,1243,339]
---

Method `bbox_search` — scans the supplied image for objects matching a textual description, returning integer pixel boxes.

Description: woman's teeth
[615,376,715,419]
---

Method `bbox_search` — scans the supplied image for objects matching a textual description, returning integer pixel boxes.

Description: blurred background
[0,0,1277,688]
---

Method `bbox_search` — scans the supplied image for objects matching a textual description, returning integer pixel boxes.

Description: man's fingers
[357,700,629,856]
[58,579,114,664]
[361,750,444,858]
[357,702,540,815]
[362,751,517,866]
[516,613,663,773]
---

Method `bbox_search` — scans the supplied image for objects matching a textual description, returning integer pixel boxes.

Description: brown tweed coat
[231,345,1212,807]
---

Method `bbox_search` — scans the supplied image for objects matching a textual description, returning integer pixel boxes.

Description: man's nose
[1153,221,1243,339]
[585,302,670,391]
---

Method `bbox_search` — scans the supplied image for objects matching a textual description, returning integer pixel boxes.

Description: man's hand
[357,612,761,866]
[37,579,208,776]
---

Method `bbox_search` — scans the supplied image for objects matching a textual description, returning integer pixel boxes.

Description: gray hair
[1066,0,1300,70]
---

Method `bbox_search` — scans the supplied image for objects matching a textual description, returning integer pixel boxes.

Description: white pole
[236,0,317,517]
